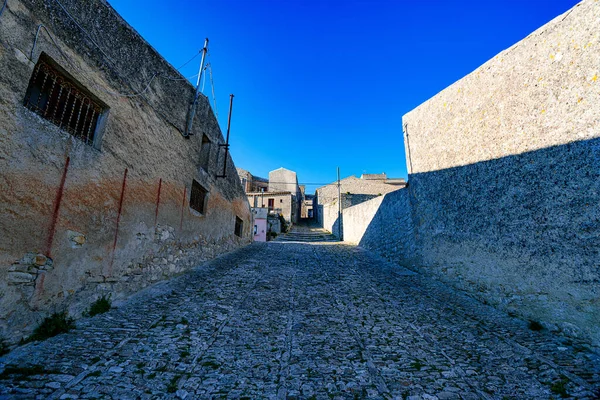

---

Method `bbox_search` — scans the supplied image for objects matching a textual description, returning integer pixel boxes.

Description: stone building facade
[246,191,294,226]
[269,167,301,223]
[0,0,251,343]
[342,0,600,346]
[314,174,405,238]
[236,167,268,193]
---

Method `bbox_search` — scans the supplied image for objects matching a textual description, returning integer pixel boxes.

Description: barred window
[234,216,243,237]
[24,54,107,148]
[190,179,208,214]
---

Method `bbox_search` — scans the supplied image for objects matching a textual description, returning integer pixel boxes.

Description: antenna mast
[184,38,209,137]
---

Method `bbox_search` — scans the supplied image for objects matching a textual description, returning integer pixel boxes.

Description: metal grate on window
[190,179,208,214]
[23,55,105,146]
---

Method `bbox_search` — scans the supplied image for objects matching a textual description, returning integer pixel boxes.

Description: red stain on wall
[154,178,162,227]
[45,157,70,258]
[108,168,128,276]
[180,184,186,231]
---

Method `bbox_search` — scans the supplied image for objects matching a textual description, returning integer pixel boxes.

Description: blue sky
[109,0,579,193]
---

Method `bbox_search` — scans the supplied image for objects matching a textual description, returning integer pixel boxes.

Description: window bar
[58,88,72,128]
[43,74,58,117]
[73,95,85,137]
[51,82,65,122]
[66,94,81,133]
[86,108,98,142]
[79,100,92,143]
[35,67,51,110]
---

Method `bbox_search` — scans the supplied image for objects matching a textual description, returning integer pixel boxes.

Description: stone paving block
[0,242,599,399]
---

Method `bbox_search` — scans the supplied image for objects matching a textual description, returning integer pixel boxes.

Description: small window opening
[235,216,243,237]
[199,134,211,172]
[268,198,274,212]
[23,54,107,147]
[190,179,208,214]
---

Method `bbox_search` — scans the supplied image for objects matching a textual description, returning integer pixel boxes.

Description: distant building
[268,167,302,223]
[246,191,295,224]
[237,168,268,192]
[252,208,268,242]
[238,167,303,225]
[314,173,406,238]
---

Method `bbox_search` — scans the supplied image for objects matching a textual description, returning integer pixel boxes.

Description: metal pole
[184,38,209,137]
[217,94,234,178]
[337,167,342,239]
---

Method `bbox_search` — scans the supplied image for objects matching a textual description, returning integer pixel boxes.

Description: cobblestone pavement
[1,242,599,399]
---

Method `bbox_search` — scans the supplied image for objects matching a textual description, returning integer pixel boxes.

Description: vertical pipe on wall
[154,178,162,227]
[46,156,70,257]
[180,184,187,232]
[337,167,342,240]
[108,168,128,276]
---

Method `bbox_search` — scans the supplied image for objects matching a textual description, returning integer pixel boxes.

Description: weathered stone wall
[343,189,417,264]
[268,168,300,223]
[343,0,599,346]
[268,168,298,194]
[246,192,293,224]
[0,0,252,343]
[315,176,403,237]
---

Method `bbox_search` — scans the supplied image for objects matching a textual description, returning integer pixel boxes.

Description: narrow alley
[1,232,599,399]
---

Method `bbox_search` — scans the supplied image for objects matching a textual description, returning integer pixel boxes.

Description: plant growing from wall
[84,294,112,317]
[23,312,75,343]
[278,214,288,233]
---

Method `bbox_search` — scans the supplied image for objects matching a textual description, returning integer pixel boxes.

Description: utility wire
[176,50,201,71]
[207,62,219,119]
[52,0,117,70]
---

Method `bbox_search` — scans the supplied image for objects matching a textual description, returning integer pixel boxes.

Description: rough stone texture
[236,167,268,193]
[268,168,301,223]
[0,242,598,399]
[343,189,417,264]
[0,0,251,343]
[342,0,599,346]
[246,192,294,225]
[268,167,300,195]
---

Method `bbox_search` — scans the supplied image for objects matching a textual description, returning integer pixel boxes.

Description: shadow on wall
[351,137,600,346]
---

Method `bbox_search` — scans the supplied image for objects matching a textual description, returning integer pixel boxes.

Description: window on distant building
[190,179,208,214]
[199,134,211,172]
[23,53,108,149]
[235,216,243,237]
[268,198,274,211]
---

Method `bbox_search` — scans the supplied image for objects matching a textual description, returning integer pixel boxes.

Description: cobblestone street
[1,241,599,399]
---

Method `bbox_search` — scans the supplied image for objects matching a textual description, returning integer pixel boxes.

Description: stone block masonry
[0,0,251,343]
[345,0,600,347]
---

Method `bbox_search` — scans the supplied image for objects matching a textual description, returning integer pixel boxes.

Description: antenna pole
[337,167,342,239]
[217,94,234,178]
[184,38,209,137]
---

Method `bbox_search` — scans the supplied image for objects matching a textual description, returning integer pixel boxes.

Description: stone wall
[0,0,252,343]
[246,192,293,224]
[343,189,416,263]
[345,0,599,346]
[315,176,404,238]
